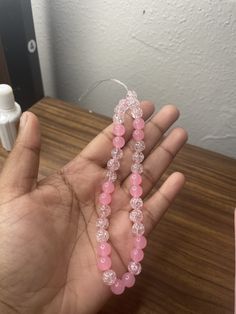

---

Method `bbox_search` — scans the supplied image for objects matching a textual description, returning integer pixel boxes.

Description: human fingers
[0,112,41,202]
[79,101,154,167]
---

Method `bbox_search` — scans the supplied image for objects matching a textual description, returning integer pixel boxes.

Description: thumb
[0,111,41,200]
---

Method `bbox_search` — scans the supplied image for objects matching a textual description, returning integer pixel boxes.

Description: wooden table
[0,97,235,314]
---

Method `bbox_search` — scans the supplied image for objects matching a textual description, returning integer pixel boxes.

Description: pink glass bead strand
[96,90,147,295]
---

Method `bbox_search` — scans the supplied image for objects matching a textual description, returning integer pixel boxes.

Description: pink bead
[134,236,147,249]
[110,279,125,295]
[113,136,125,148]
[99,193,112,205]
[133,118,145,130]
[113,124,125,136]
[133,129,144,141]
[122,272,136,288]
[97,242,112,256]
[131,248,144,262]
[97,256,112,271]
[130,185,143,198]
[130,173,142,185]
[102,181,115,194]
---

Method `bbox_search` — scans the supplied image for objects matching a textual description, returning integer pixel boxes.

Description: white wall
[31,0,236,158]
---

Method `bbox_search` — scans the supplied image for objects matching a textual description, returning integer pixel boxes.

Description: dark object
[0,0,44,110]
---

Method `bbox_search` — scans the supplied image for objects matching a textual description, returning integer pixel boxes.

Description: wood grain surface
[0,97,235,314]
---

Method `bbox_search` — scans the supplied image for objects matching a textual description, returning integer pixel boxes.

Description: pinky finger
[143,172,185,235]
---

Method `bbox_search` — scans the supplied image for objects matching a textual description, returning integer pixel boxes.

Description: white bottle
[0,84,22,151]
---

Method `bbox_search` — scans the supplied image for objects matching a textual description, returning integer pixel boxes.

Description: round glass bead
[113,136,125,149]
[102,269,117,285]
[128,261,142,275]
[113,114,124,124]
[130,185,143,198]
[133,129,144,141]
[106,170,117,182]
[111,279,125,295]
[131,163,143,174]
[96,217,109,229]
[129,209,143,222]
[130,248,144,262]
[97,242,112,256]
[130,197,143,210]
[107,158,120,171]
[113,124,125,136]
[130,173,142,185]
[111,147,123,159]
[132,222,145,236]
[133,118,145,130]
[97,205,111,217]
[133,140,145,152]
[99,193,112,205]
[134,236,147,249]
[122,272,135,288]
[132,152,144,164]
[102,181,115,194]
[96,229,109,242]
[97,256,112,271]
[131,107,143,119]
[115,99,128,114]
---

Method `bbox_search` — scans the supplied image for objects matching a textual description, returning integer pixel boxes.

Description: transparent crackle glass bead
[129,209,143,222]
[111,148,123,160]
[96,228,109,242]
[127,90,138,99]
[102,269,117,285]
[96,217,109,229]
[132,140,145,152]
[113,113,124,124]
[107,158,120,171]
[132,151,144,164]
[130,197,143,210]
[115,99,128,114]
[132,222,145,236]
[131,106,143,119]
[106,170,117,182]
[97,205,111,218]
[128,261,142,275]
[131,163,143,174]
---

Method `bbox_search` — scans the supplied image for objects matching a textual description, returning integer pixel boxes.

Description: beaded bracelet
[95,89,147,295]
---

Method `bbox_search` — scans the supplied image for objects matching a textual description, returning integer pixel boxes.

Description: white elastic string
[78,78,129,103]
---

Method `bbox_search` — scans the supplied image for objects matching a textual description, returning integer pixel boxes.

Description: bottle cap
[0,84,22,151]
[0,84,15,110]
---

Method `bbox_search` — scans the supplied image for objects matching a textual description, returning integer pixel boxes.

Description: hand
[0,102,187,314]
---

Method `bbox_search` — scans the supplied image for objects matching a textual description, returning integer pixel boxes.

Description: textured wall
[31,0,236,158]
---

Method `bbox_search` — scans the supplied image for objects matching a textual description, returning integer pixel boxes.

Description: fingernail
[20,112,28,129]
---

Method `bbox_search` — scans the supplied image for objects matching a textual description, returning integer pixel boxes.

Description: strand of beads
[96,91,147,295]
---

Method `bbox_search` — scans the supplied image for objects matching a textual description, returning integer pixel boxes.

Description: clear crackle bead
[130,197,143,210]
[115,99,128,114]
[113,113,124,124]
[129,209,143,222]
[131,163,143,174]
[96,217,109,229]
[111,148,123,160]
[107,158,120,171]
[132,222,145,236]
[128,261,142,275]
[106,170,117,182]
[132,152,144,164]
[96,228,109,242]
[97,205,111,217]
[102,269,117,285]
[132,140,145,152]
[131,106,143,119]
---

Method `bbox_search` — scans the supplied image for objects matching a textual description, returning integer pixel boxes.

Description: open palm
[0,102,187,314]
